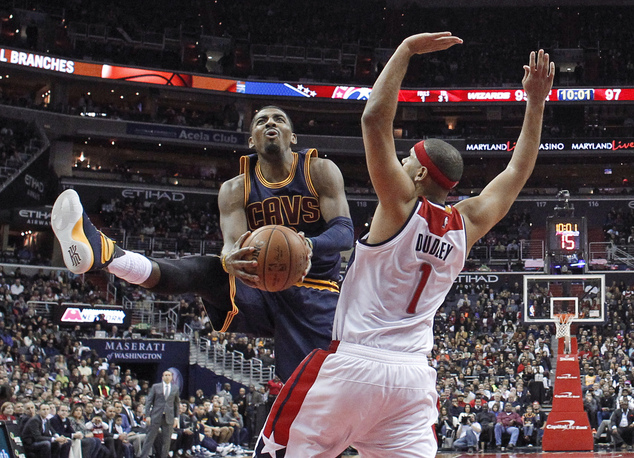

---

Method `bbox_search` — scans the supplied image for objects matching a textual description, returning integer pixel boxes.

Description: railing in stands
[26,300,56,319]
[590,241,634,269]
[123,298,179,335]
[468,239,544,264]
[110,234,222,257]
[195,337,275,386]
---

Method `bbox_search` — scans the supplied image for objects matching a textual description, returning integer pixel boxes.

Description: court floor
[435,453,634,458]
[233,451,632,457]
[234,446,631,457]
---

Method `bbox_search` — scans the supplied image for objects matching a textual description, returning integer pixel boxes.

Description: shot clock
[547,216,586,253]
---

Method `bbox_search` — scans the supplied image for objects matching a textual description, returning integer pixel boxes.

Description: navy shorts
[152,256,339,381]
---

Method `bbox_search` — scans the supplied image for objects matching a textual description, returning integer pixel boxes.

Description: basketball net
[554,313,574,355]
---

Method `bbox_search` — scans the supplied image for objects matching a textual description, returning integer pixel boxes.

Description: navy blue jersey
[240,149,341,281]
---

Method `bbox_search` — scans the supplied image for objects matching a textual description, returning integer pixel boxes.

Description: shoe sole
[51,189,94,274]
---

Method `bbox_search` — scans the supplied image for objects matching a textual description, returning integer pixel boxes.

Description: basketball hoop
[554,313,574,354]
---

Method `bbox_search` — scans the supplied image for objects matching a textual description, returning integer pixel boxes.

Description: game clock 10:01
[548,217,585,252]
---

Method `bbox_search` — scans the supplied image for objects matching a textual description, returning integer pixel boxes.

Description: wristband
[221,255,229,273]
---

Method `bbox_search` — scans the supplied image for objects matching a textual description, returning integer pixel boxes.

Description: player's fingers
[236,231,251,248]
[539,52,549,76]
[528,50,536,70]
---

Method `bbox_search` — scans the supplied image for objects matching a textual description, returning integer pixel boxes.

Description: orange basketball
[242,225,309,292]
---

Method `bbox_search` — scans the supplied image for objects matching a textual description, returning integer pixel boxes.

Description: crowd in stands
[0,264,286,456]
[97,197,223,251]
[0,119,38,185]
[2,240,634,452]
[604,206,634,246]
[433,277,634,450]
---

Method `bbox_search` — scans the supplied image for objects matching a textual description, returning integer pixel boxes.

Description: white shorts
[254,341,439,458]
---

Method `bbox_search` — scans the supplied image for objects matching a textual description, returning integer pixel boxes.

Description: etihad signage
[121,189,186,202]
[0,48,74,73]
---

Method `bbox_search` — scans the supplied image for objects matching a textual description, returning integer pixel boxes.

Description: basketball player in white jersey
[252,32,555,457]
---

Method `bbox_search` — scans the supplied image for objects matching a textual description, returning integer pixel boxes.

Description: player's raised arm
[361,33,462,234]
[456,49,555,250]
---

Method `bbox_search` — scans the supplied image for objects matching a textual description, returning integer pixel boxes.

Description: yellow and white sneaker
[51,189,119,274]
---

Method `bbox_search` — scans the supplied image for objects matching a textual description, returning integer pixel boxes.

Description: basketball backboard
[523,274,605,324]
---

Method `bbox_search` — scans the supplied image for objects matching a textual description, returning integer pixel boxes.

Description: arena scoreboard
[1,46,634,104]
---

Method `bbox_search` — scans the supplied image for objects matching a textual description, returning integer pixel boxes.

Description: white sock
[106,250,153,284]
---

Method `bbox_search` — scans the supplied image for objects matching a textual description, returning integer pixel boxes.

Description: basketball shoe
[51,189,121,274]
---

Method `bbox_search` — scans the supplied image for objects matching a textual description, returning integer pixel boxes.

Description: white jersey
[333,198,467,354]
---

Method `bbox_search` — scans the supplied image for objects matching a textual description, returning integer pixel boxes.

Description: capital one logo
[556,373,578,380]
[546,420,589,431]
[554,392,580,399]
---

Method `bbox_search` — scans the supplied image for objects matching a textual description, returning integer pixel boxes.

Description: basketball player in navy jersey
[252,33,554,457]
[51,105,354,382]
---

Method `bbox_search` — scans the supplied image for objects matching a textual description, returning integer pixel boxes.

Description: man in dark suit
[139,371,180,458]
[22,403,71,458]
[49,403,84,458]
[610,398,634,449]
[18,401,36,435]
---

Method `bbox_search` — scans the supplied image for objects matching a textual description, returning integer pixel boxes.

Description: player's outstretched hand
[402,32,463,57]
[522,49,555,102]
[223,232,260,288]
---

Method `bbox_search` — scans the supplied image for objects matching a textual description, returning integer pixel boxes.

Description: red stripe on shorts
[262,343,335,446]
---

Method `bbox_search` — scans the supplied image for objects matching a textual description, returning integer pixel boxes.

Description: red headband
[413,140,459,190]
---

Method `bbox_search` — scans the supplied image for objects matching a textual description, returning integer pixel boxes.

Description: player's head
[249,106,297,155]
[250,106,294,132]
[405,139,463,194]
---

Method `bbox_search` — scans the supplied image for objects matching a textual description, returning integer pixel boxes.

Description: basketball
[242,225,310,292]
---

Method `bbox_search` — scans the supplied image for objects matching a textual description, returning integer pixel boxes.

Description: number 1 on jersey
[407,263,432,314]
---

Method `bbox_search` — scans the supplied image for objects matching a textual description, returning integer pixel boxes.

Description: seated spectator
[453,405,481,452]
[610,398,634,450]
[172,401,195,456]
[436,406,458,449]
[521,404,537,446]
[494,403,523,450]
[68,404,105,458]
[22,403,71,458]
[531,401,548,446]
[0,401,15,420]
[476,403,497,450]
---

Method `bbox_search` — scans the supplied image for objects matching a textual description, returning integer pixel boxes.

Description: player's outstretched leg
[51,189,120,274]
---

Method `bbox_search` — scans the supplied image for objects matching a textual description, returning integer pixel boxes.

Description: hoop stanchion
[542,314,593,452]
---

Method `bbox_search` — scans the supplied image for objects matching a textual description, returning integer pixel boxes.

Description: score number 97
[605,89,621,101]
